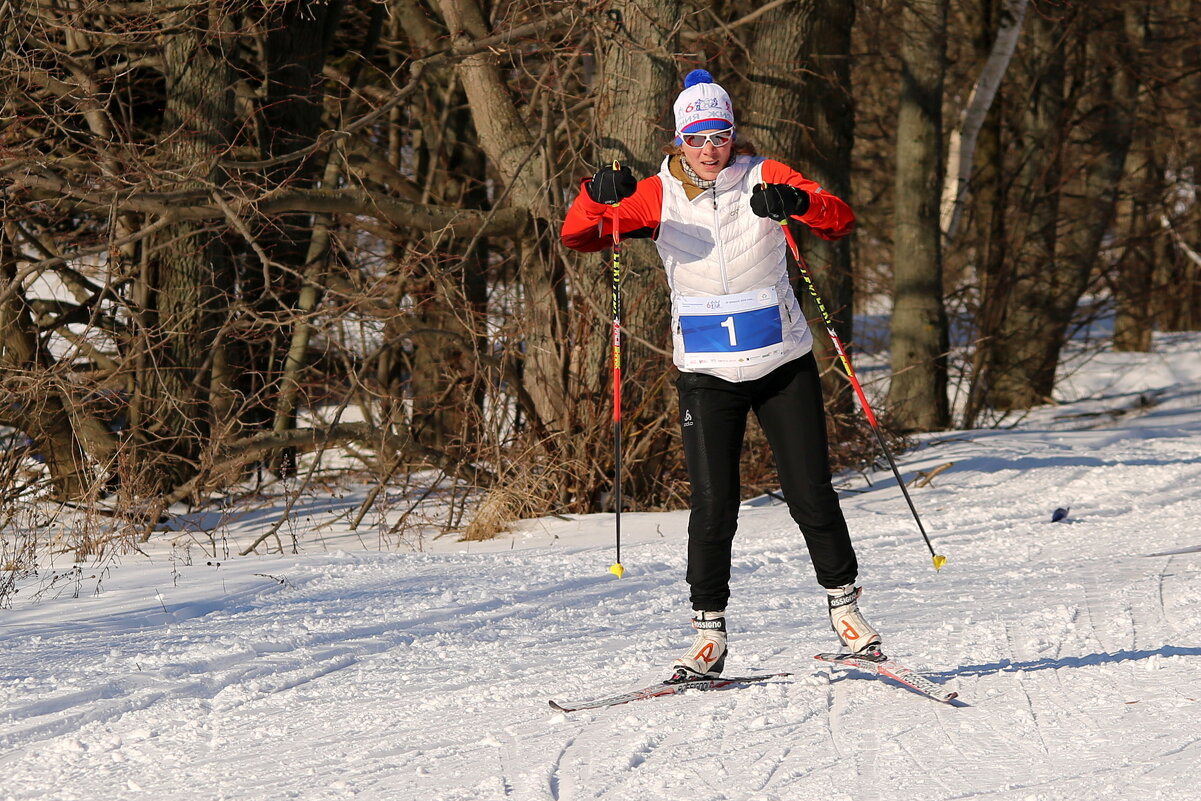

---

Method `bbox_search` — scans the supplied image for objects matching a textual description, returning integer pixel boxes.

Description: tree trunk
[1155,0,1201,332]
[437,0,565,431]
[420,75,490,454]
[747,0,857,414]
[888,0,950,431]
[1113,53,1157,353]
[974,3,1068,411]
[590,0,680,505]
[137,6,237,492]
[1056,5,1141,341]
[941,0,1028,241]
[980,3,1139,410]
[252,0,344,473]
[962,0,1013,428]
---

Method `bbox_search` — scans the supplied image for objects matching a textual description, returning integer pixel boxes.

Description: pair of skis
[548,652,957,713]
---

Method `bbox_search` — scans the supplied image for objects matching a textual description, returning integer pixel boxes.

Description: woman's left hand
[750,183,810,221]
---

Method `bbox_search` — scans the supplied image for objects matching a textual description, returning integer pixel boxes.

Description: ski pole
[776,214,946,571]
[608,162,625,578]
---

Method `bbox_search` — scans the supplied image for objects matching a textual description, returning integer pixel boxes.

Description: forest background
[1,0,1198,565]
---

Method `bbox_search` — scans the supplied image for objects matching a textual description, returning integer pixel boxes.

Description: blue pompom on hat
[674,69,735,135]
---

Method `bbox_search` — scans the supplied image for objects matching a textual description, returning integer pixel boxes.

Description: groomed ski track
[2,333,1200,800]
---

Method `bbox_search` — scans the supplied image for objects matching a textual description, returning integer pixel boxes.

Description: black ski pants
[677,352,858,611]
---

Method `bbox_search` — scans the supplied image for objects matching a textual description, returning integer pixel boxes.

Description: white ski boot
[826,585,882,655]
[671,610,727,680]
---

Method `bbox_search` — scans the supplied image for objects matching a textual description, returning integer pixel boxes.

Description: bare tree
[969,1,1069,412]
[941,0,1028,241]
[888,0,950,431]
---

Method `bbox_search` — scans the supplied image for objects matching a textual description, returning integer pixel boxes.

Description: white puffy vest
[654,155,813,382]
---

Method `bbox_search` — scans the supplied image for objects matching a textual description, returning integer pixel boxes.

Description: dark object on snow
[1052,507,1070,522]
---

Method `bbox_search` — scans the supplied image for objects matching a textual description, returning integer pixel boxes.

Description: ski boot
[670,610,727,681]
[826,584,882,658]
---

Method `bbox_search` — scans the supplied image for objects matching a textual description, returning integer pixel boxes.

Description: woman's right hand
[586,165,638,205]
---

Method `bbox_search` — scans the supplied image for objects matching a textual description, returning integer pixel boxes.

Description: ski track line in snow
[0,645,359,753]
[561,691,706,800]
[547,730,578,801]
[606,694,737,800]
[824,668,847,765]
[498,723,578,801]
[735,688,826,795]
[1000,622,1053,760]
[854,683,881,801]
[497,729,518,798]
[817,666,888,800]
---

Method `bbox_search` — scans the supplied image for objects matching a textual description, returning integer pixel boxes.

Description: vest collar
[661,154,753,201]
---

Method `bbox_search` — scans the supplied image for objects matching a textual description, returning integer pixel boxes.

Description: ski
[548,672,791,713]
[815,652,958,704]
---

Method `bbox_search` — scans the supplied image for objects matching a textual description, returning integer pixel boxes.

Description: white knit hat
[673,69,735,135]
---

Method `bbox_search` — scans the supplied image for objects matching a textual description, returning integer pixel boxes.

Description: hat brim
[679,119,735,134]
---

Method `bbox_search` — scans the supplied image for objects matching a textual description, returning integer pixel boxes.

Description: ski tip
[548,700,570,713]
[609,562,625,578]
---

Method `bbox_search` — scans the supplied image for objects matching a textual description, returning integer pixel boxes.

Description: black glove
[750,183,810,221]
[586,165,638,205]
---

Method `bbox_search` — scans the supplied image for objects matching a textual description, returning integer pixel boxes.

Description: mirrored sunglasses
[680,128,735,148]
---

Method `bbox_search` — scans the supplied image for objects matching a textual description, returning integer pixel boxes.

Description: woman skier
[560,70,881,680]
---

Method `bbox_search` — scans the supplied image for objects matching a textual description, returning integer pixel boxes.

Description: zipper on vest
[712,187,729,293]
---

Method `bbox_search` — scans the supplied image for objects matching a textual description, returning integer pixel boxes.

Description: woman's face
[680,129,734,182]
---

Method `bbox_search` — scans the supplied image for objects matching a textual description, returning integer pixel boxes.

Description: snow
[4,333,1201,800]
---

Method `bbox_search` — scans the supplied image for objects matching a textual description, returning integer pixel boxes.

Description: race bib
[678,288,787,369]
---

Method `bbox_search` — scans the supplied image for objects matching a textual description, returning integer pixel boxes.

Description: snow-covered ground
[3,332,1201,801]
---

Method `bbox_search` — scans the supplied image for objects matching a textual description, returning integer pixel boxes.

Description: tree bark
[1112,133,1156,353]
[136,4,237,492]
[590,0,681,503]
[247,0,344,472]
[888,0,950,431]
[747,0,857,414]
[962,0,1014,428]
[974,2,1068,411]
[1114,5,1157,352]
[408,74,490,455]
[1155,0,1201,332]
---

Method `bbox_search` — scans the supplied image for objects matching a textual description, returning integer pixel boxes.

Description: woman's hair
[662,137,758,158]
